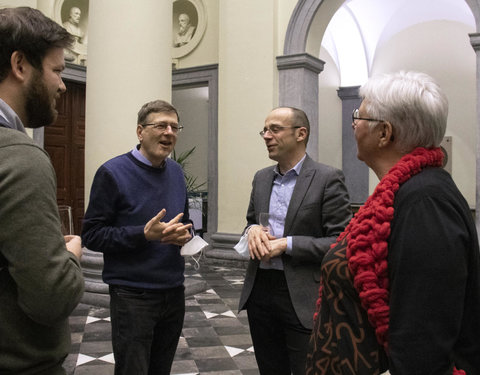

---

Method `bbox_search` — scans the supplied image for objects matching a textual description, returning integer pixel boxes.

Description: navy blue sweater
[82,152,189,290]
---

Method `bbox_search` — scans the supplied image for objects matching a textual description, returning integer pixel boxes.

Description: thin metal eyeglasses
[142,122,183,133]
[352,108,384,126]
[259,125,301,137]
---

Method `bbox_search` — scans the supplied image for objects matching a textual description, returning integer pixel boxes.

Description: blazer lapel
[283,155,316,235]
[258,167,276,217]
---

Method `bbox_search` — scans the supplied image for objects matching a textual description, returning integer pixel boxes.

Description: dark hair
[0,7,73,82]
[137,100,179,124]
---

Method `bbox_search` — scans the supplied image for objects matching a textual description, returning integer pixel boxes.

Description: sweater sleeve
[0,143,84,326]
[387,192,469,374]
[81,165,148,253]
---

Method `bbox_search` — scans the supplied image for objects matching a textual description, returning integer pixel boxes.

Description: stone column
[277,53,325,160]
[85,0,173,176]
[337,86,367,204]
[81,1,173,306]
[470,32,480,237]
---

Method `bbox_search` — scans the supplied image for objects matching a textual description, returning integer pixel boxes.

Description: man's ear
[296,127,307,143]
[10,51,30,82]
[136,124,144,142]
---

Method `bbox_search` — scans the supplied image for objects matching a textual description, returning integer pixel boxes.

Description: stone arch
[283,0,343,55]
[281,0,480,230]
[278,0,343,159]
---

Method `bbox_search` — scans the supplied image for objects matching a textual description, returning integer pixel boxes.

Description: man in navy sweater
[82,100,192,375]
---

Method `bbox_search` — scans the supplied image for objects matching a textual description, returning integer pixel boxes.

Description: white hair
[360,71,448,153]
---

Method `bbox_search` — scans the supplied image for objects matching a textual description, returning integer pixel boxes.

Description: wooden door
[44,80,85,235]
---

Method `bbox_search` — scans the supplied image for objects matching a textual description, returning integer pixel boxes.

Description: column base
[80,248,208,307]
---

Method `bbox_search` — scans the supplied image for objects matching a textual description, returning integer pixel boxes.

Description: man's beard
[25,70,57,128]
[178,25,187,35]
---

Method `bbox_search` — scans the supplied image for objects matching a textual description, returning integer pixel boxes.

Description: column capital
[337,86,361,100]
[470,32,480,51]
[276,53,325,74]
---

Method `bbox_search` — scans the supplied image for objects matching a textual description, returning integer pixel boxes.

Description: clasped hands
[247,225,287,261]
[144,209,192,246]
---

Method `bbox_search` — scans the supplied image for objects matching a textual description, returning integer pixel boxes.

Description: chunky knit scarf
[315,147,465,375]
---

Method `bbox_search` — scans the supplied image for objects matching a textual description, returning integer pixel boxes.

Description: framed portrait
[172,0,207,58]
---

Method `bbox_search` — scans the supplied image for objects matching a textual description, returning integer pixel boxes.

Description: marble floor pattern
[64,262,260,375]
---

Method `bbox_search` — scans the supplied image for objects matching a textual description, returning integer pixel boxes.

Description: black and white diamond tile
[65,263,259,375]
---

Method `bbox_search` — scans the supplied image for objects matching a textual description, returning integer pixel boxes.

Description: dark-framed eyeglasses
[142,122,183,133]
[352,108,384,126]
[259,125,301,137]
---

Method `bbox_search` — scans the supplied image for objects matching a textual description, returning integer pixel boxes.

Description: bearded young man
[0,6,84,375]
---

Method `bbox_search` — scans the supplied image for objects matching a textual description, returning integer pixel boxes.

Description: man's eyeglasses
[352,108,384,126]
[142,122,183,133]
[259,125,301,137]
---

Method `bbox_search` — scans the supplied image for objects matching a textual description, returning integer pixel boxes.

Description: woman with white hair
[306,71,480,375]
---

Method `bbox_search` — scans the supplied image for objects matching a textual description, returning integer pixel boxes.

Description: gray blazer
[238,154,352,329]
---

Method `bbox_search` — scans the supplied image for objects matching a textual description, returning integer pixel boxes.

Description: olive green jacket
[0,125,84,374]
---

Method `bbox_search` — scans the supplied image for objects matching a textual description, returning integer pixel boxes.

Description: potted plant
[171,147,207,235]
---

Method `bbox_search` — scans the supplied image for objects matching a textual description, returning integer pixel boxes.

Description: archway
[280,0,480,232]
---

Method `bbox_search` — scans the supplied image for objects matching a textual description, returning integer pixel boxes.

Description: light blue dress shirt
[0,98,26,133]
[131,145,153,166]
[260,154,306,270]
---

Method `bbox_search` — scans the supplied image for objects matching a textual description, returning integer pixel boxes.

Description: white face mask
[181,235,208,256]
[233,234,250,258]
[181,235,209,270]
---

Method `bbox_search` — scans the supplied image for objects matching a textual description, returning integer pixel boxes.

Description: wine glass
[58,205,73,235]
[259,212,285,238]
[259,212,271,234]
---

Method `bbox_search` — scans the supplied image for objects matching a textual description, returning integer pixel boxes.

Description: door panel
[44,80,85,235]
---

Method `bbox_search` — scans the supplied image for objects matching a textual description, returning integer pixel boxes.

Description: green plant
[171,147,206,195]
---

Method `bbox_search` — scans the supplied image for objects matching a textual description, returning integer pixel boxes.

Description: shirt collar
[274,154,306,177]
[131,144,153,166]
[131,144,167,168]
[0,98,26,133]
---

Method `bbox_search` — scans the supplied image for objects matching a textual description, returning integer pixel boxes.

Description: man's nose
[263,129,274,139]
[59,79,67,93]
[164,124,175,135]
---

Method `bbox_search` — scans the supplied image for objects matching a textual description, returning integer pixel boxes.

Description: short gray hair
[137,100,179,125]
[360,71,448,153]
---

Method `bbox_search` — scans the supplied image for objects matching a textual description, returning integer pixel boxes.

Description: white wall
[217,1,279,233]
[0,0,35,7]
[84,0,174,206]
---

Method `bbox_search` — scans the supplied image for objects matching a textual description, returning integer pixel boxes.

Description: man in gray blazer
[238,106,351,375]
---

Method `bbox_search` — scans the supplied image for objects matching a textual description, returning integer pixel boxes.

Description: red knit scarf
[315,147,466,375]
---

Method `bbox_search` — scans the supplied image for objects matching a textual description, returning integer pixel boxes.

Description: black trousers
[246,269,311,375]
[109,285,185,375]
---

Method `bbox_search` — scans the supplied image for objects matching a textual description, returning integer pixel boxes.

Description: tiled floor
[64,262,259,375]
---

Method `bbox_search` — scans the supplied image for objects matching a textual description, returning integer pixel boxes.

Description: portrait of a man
[174,13,196,47]
[62,5,87,65]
